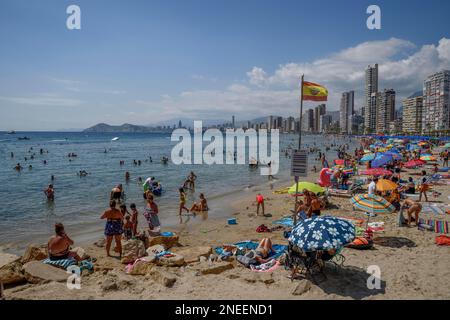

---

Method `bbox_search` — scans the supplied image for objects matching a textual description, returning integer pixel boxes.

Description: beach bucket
[227,218,237,225]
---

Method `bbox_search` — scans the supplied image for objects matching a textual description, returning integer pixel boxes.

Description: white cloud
[0,95,82,107]
[145,37,450,122]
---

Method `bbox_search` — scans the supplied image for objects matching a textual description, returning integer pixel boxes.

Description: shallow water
[0,131,357,249]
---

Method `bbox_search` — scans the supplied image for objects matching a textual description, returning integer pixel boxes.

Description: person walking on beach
[100,200,123,258]
[256,193,265,216]
[443,150,449,167]
[418,170,430,202]
[179,188,189,216]
[110,184,124,203]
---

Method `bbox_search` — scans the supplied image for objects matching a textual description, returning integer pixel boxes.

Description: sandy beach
[2,161,450,300]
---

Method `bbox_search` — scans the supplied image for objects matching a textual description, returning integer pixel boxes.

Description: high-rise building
[314,104,326,133]
[287,116,295,132]
[276,116,283,130]
[232,115,235,129]
[423,70,450,134]
[319,114,332,132]
[302,109,315,132]
[376,89,396,133]
[364,64,379,133]
[402,95,423,134]
[267,116,274,130]
[369,92,381,132]
[339,91,355,134]
[178,120,182,128]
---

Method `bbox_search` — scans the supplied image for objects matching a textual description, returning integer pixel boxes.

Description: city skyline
[1,0,450,130]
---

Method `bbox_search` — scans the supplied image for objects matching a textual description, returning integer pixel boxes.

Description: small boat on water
[111,137,120,141]
[18,136,30,140]
[7,130,16,134]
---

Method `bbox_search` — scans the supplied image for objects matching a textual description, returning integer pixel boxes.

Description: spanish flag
[302,81,328,101]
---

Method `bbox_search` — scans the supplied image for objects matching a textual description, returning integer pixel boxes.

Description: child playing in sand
[256,193,265,216]
[130,203,138,236]
[123,214,133,240]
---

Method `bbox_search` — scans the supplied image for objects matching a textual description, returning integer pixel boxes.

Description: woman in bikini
[402,199,422,227]
[254,238,274,264]
[190,193,208,213]
[47,223,81,261]
[100,200,124,257]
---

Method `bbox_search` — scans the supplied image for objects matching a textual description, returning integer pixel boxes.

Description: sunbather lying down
[254,238,274,263]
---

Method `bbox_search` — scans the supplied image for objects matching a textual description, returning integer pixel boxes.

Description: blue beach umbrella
[360,153,376,162]
[371,153,393,168]
[288,216,356,252]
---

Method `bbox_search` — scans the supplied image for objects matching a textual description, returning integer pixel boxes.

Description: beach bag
[346,237,373,250]
[237,250,257,267]
[256,224,271,233]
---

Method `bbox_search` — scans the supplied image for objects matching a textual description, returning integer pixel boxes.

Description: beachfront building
[376,89,396,134]
[314,104,326,133]
[319,114,332,133]
[369,92,381,133]
[349,114,364,135]
[302,109,315,132]
[339,91,354,134]
[364,64,379,133]
[422,70,450,135]
[402,95,423,134]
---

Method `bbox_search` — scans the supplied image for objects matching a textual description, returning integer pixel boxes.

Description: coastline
[3,160,450,299]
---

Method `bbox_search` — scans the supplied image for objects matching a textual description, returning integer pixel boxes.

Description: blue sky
[0,0,449,130]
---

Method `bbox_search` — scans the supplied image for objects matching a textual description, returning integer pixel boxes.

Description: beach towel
[215,241,287,260]
[435,235,450,246]
[42,257,76,270]
[272,217,294,228]
[418,218,449,234]
[421,203,446,215]
[250,259,280,272]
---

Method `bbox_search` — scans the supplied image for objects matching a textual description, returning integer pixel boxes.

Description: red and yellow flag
[302,81,328,101]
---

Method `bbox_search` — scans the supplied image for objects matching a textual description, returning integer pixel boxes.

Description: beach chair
[284,243,346,283]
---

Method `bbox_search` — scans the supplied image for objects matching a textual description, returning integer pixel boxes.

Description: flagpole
[293,74,304,225]
[299,74,304,150]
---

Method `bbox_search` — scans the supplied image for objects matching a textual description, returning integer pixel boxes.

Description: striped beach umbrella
[350,194,395,214]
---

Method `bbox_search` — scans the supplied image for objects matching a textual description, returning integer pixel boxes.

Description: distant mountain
[83,123,158,133]
[150,118,228,128]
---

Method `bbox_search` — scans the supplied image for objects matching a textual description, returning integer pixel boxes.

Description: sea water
[0,131,357,249]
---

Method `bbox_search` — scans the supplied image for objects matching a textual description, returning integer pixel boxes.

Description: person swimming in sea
[14,163,22,171]
[110,184,124,203]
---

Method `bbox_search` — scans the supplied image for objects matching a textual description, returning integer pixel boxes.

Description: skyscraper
[377,89,396,133]
[339,91,354,134]
[267,116,274,130]
[314,104,326,133]
[232,115,235,129]
[422,70,450,134]
[364,64,378,133]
